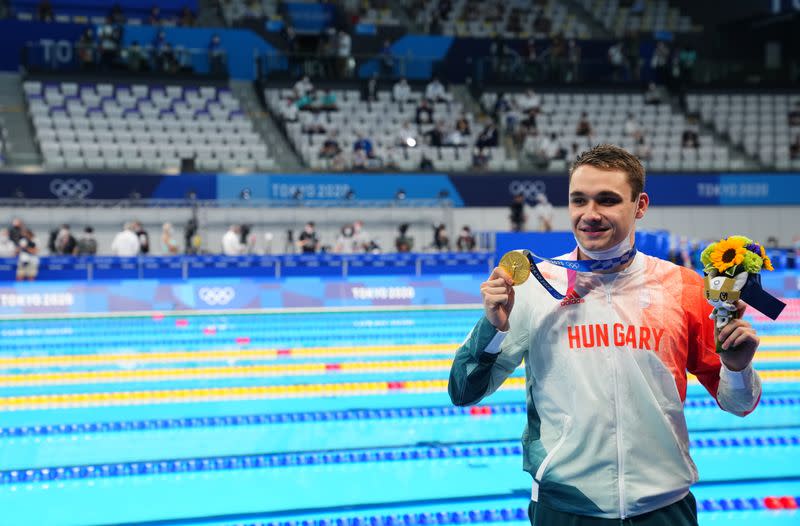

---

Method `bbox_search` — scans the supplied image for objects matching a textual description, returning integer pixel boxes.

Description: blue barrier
[0,253,494,282]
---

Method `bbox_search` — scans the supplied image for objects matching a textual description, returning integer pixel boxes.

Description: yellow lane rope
[2,371,800,411]
[1,345,798,371]
[0,359,454,386]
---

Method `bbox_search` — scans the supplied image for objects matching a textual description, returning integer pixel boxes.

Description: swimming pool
[0,307,798,526]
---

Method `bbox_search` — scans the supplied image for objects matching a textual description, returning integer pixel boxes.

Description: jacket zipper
[612,342,627,518]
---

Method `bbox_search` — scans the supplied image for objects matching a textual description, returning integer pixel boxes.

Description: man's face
[569,165,648,254]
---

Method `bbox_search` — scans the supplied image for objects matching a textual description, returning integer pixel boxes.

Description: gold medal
[499,251,531,286]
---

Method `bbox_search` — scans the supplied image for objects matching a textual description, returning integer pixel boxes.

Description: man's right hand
[481,267,515,332]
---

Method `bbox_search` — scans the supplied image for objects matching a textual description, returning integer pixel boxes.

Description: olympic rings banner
[2,172,800,207]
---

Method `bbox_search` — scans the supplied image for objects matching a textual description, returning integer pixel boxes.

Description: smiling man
[449,144,762,526]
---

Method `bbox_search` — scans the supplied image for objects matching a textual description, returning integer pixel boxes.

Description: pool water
[0,307,798,526]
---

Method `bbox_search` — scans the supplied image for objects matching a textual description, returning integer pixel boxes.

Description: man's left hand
[718,301,759,371]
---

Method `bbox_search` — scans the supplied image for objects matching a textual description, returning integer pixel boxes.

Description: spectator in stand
[644,82,662,105]
[352,220,371,253]
[320,132,345,169]
[509,193,528,231]
[53,224,77,255]
[575,112,593,137]
[522,129,542,164]
[75,226,98,256]
[334,224,357,253]
[148,6,161,25]
[294,76,314,98]
[635,135,652,161]
[393,78,412,102]
[179,6,196,26]
[362,73,379,102]
[124,41,148,72]
[221,225,243,256]
[456,226,476,251]
[425,121,447,147]
[353,134,380,169]
[111,222,140,257]
[316,90,338,111]
[184,217,200,255]
[476,120,499,148]
[281,98,298,122]
[788,102,800,126]
[337,30,352,78]
[77,29,96,70]
[425,77,452,103]
[567,38,581,83]
[397,121,419,148]
[455,115,471,137]
[98,16,122,70]
[548,33,568,82]
[681,130,699,149]
[295,222,319,253]
[432,224,450,251]
[395,223,414,253]
[37,0,55,22]
[789,135,800,160]
[208,33,226,75]
[532,192,554,232]
[472,147,490,170]
[624,112,643,140]
[133,221,150,254]
[415,99,434,125]
[523,38,541,81]
[160,223,179,255]
[540,132,566,162]
[9,218,25,245]
[380,39,394,78]
[0,229,16,258]
[517,88,541,115]
[16,229,39,282]
[651,41,671,86]
[608,41,628,81]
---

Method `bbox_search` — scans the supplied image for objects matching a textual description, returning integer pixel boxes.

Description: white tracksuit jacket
[448,251,762,519]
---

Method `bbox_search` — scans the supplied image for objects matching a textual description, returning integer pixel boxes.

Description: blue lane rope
[1,397,797,438]
[2,434,799,485]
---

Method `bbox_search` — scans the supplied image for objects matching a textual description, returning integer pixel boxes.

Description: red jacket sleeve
[680,267,723,401]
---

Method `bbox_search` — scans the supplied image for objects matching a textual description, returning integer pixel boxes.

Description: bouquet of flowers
[700,236,776,353]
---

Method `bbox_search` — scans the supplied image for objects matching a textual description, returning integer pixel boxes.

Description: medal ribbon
[522,247,638,300]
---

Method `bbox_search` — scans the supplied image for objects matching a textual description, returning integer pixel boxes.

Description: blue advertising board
[0,19,279,80]
[216,173,464,204]
[2,171,800,206]
[0,20,88,71]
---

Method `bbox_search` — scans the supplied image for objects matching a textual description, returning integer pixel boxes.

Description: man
[449,144,761,526]
[532,192,554,232]
[111,222,140,257]
[296,222,319,254]
[221,225,243,256]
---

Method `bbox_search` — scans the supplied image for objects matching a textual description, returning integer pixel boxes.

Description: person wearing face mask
[449,144,762,526]
[335,224,356,254]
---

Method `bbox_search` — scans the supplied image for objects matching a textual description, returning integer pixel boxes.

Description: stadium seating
[415,0,590,39]
[577,0,695,36]
[482,90,734,171]
[25,80,274,172]
[687,92,800,171]
[265,87,518,172]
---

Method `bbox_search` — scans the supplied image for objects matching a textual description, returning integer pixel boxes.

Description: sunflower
[759,245,774,271]
[709,237,746,274]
